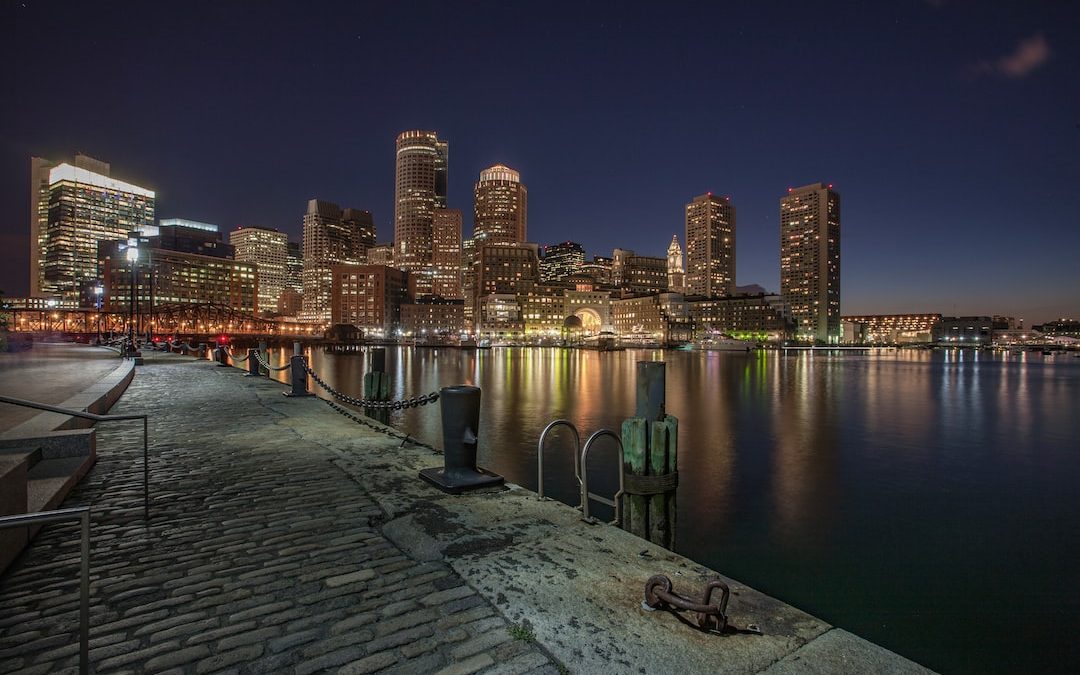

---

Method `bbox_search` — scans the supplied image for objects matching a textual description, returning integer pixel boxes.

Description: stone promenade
[0,353,557,674]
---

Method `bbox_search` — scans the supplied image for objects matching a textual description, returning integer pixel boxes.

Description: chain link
[252,350,291,372]
[299,359,440,410]
[322,400,439,453]
[225,348,249,363]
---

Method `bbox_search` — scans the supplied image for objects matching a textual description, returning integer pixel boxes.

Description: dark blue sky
[2,1,1077,323]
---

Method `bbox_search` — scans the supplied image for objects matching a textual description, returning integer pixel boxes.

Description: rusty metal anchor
[643,575,762,635]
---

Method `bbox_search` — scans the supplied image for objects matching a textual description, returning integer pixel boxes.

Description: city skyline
[1,2,1077,324]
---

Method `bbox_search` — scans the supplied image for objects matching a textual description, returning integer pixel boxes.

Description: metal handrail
[536,419,580,500]
[0,395,150,519]
[0,506,91,674]
[580,429,625,525]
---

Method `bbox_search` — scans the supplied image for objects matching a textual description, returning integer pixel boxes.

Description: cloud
[977,33,1051,78]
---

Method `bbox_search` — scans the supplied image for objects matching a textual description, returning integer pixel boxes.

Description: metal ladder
[537,420,625,525]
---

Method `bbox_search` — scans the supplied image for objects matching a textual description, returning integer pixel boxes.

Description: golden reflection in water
[769,353,839,548]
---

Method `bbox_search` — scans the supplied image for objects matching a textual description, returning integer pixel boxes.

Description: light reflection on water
[261,345,1079,674]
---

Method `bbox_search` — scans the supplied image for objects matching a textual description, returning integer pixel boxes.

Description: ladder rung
[588,493,615,508]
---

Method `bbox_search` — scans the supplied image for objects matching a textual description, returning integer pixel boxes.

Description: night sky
[2,1,1077,323]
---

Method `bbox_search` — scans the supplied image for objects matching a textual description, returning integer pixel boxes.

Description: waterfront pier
[0,348,933,674]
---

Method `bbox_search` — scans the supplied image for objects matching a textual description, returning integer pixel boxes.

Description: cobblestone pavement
[0,355,559,675]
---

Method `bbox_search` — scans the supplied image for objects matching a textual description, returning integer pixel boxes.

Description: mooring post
[283,354,313,397]
[293,341,302,357]
[214,346,229,367]
[363,347,391,403]
[621,361,678,548]
[419,386,504,494]
[245,348,259,376]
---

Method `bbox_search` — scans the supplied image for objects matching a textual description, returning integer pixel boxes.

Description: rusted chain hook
[643,575,762,635]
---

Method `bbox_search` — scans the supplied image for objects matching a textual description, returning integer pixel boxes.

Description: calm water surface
[266,346,1080,673]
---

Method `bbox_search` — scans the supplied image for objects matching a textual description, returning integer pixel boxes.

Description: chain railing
[323,399,438,451]
[225,347,249,363]
[299,358,439,410]
[252,350,291,372]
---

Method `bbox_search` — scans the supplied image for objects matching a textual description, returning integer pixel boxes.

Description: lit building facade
[401,297,464,336]
[780,183,840,343]
[540,241,585,282]
[580,256,613,286]
[521,284,567,338]
[475,243,539,335]
[230,226,289,314]
[667,235,685,293]
[841,313,941,344]
[432,208,463,299]
[685,193,736,298]
[99,241,258,316]
[38,160,155,305]
[394,130,447,295]
[622,255,667,295]
[690,293,794,341]
[330,264,412,333]
[474,164,527,245]
[367,243,394,267]
[302,199,368,323]
[932,316,993,345]
[611,293,692,345]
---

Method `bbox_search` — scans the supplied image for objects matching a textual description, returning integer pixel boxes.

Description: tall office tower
[230,226,289,314]
[667,235,686,293]
[302,199,365,323]
[540,241,585,282]
[286,241,303,293]
[432,208,463,299]
[684,193,736,298]
[780,183,841,343]
[343,208,376,259]
[394,130,447,295]
[473,164,527,244]
[37,159,154,304]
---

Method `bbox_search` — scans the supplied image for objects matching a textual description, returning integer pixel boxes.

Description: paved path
[0,343,121,431]
[0,353,557,674]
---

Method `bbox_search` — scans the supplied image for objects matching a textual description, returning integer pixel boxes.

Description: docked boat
[696,336,755,352]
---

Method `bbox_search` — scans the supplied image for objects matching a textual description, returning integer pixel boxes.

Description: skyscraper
[230,226,289,315]
[667,235,685,293]
[474,164,527,245]
[301,199,367,323]
[432,208,463,299]
[394,130,448,296]
[684,193,736,298]
[780,183,841,343]
[37,158,155,304]
[540,241,585,282]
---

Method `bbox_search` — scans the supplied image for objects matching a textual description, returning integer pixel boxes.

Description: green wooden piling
[621,361,678,549]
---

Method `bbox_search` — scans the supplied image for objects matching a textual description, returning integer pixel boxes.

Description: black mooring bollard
[245,348,259,376]
[419,385,504,494]
[215,346,229,367]
[282,355,313,397]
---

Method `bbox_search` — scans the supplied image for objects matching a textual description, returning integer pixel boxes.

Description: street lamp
[126,234,139,354]
[93,286,103,344]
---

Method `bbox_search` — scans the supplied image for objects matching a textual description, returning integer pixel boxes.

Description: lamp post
[126,234,139,354]
[93,286,103,344]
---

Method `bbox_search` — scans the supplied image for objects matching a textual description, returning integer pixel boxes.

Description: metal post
[214,346,229,367]
[258,340,267,376]
[283,355,313,397]
[293,341,302,357]
[419,386,504,494]
[246,348,259,376]
[0,507,92,675]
